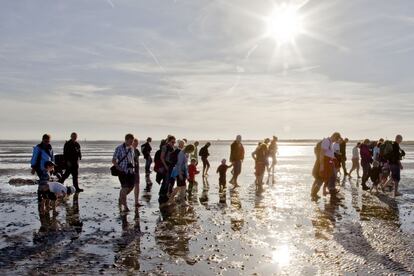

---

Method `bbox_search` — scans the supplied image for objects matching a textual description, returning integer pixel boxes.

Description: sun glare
[266,4,303,44]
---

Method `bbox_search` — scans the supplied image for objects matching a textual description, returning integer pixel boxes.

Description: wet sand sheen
[0,141,413,275]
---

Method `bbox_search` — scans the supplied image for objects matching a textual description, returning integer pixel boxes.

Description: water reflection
[155,205,198,265]
[199,177,209,205]
[115,210,142,271]
[230,188,244,231]
[272,244,291,267]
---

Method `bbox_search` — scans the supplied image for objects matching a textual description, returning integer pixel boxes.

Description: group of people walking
[311,132,405,198]
[30,131,405,215]
[111,134,248,211]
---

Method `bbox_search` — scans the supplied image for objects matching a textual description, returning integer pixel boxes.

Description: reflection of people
[115,209,141,271]
[229,188,244,231]
[199,176,209,204]
[155,206,196,264]
[65,193,83,235]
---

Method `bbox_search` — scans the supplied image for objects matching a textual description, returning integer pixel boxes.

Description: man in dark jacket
[389,135,405,197]
[141,137,152,176]
[229,135,244,187]
[61,132,83,192]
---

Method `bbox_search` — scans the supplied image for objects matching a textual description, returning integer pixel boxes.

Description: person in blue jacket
[31,134,54,184]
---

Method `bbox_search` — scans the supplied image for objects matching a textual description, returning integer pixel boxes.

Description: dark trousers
[62,163,79,189]
[145,157,152,175]
[341,158,348,175]
[159,166,173,203]
[361,162,371,186]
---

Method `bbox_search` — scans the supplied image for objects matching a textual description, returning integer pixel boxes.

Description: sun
[266,4,304,44]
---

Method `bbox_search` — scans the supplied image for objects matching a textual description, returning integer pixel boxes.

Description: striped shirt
[113,143,135,174]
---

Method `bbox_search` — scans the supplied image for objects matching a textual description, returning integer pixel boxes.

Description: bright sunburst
[266,3,304,45]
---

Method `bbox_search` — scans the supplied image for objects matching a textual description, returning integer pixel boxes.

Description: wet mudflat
[0,141,413,275]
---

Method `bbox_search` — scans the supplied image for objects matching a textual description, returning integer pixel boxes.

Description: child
[370,161,381,193]
[217,159,232,193]
[46,182,76,212]
[38,161,55,208]
[187,158,200,198]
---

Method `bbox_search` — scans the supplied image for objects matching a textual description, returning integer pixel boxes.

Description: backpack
[199,147,207,158]
[379,140,393,160]
[153,149,162,172]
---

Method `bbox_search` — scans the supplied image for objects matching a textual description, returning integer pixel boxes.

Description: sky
[0,0,413,141]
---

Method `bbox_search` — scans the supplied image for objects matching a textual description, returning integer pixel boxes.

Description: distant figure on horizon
[112,134,136,212]
[360,139,372,191]
[229,135,244,187]
[348,142,361,178]
[268,136,278,174]
[141,137,152,177]
[199,142,211,176]
[60,132,83,192]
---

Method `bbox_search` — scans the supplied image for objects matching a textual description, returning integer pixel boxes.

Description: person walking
[141,137,152,176]
[229,135,244,187]
[199,142,211,176]
[268,136,278,174]
[320,132,342,196]
[348,142,361,178]
[61,132,83,192]
[132,138,143,207]
[339,138,349,176]
[360,139,372,191]
[159,135,176,204]
[389,135,405,197]
[112,134,136,212]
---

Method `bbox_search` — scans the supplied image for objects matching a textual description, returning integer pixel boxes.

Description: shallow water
[0,140,413,275]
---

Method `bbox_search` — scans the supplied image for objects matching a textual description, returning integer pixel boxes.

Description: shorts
[118,173,135,189]
[233,160,242,176]
[219,178,226,186]
[390,164,401,182]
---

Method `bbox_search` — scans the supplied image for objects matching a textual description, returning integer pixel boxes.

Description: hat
[221,158,226,164]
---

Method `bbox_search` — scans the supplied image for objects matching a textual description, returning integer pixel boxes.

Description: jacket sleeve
[79,144,82,160]
[31,146,39,168]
